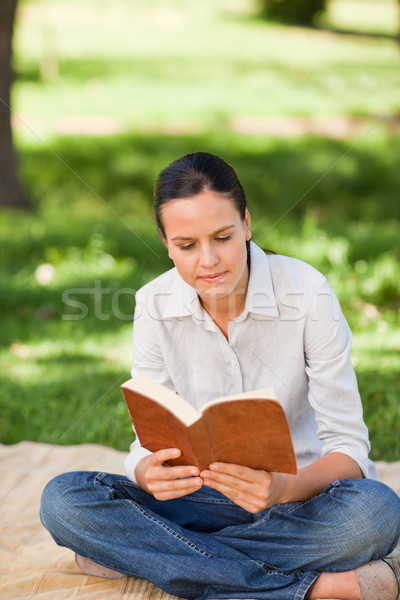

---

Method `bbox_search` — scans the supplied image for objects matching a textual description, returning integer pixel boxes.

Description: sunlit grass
[325,0,398,35]
[12,0,400,142]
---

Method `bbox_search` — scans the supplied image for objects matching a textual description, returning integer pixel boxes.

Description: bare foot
[307,570,360,600]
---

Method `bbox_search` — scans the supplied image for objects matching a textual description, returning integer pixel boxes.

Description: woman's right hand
[135,448,203,500]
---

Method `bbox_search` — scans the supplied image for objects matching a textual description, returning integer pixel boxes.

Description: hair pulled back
[153,152,247,237]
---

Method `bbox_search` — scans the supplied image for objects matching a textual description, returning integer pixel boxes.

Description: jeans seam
[272,499,309,514]
[127,499,213,558]
[294,570,320,600]
[259,562,291,578]
[325,479,342,493]
[177,497,236,505]
[94,472,108,484]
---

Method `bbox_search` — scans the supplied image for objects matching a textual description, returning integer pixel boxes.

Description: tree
[0,0,29,208]
[398,0,400,46]
[260,0,327,27]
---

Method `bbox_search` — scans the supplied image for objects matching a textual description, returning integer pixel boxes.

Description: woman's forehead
[161,193,243,235]
[161,191,239,218]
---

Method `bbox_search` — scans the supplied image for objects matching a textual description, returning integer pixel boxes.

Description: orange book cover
[121,375,297,474]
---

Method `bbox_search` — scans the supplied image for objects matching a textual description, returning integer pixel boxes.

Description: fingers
[144,448,202,501]
[202,462,269,485]
[201,463,273,513]
[205,463,268,484]
[148,476,203,501]
[149,448,200,479]
[148,447,182,466]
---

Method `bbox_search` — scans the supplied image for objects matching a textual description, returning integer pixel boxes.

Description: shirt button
[231,337,237,345]
[230,359,236,367]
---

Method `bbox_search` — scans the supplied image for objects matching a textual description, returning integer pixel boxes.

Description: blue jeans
[40,472,400,600]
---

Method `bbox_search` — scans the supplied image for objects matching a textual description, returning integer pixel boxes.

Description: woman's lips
[198,271,227,283]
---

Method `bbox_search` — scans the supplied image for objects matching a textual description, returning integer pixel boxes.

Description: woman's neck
[199,286,248,339]
[198,257,250,338]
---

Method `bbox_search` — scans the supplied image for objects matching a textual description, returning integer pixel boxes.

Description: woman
[41,152,400,600]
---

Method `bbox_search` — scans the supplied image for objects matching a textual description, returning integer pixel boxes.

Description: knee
[40,473,69,535]
[337,479,400,559]
[40,471,92,539]
[365,480,400,556]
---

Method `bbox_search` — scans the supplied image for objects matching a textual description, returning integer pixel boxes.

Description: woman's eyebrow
[171,225,236,242]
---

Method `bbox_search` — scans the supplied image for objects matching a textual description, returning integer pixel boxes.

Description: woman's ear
[244,209,252,241]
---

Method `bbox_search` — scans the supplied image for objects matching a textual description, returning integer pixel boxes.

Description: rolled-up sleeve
[124,438,152,483]
[304,279,371,477]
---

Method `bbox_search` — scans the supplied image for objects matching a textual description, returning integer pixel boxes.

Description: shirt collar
[163,241,279,320]
[244,242,279,318]
[162,273,206,320]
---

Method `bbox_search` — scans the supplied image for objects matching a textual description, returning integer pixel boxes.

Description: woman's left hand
[200,463,296,513]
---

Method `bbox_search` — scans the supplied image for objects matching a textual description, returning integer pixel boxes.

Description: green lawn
[13,0,400,135]
[1,0,399,461]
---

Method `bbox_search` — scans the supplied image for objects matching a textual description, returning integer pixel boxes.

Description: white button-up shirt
[124,242,377,481]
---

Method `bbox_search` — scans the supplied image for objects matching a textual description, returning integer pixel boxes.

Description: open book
[121,374,297,474]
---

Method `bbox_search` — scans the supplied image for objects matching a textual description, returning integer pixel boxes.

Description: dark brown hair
[154,152,248,238]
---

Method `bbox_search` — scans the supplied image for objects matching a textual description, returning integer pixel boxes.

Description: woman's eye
[178,235,231,250]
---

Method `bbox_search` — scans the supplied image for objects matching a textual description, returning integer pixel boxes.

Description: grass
[12,0,400,135]
[1,0,399,462]
[324,0,399,35]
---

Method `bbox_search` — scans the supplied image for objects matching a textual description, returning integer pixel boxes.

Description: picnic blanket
[1,441,399,600]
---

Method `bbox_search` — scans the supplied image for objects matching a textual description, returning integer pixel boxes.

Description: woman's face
[160,190,252,310]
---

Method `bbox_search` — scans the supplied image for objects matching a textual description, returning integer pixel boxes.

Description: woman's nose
[199,245,218,268]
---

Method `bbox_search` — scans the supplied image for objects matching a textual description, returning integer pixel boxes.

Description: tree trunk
[260,0,327,27]
[0,0,29,208]
[398,0,400,46]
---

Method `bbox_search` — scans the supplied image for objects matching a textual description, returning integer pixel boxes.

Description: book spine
[187,419,215,471]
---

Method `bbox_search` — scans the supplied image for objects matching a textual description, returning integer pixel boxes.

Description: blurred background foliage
[1,0,399,461]
[260,0,328,26]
